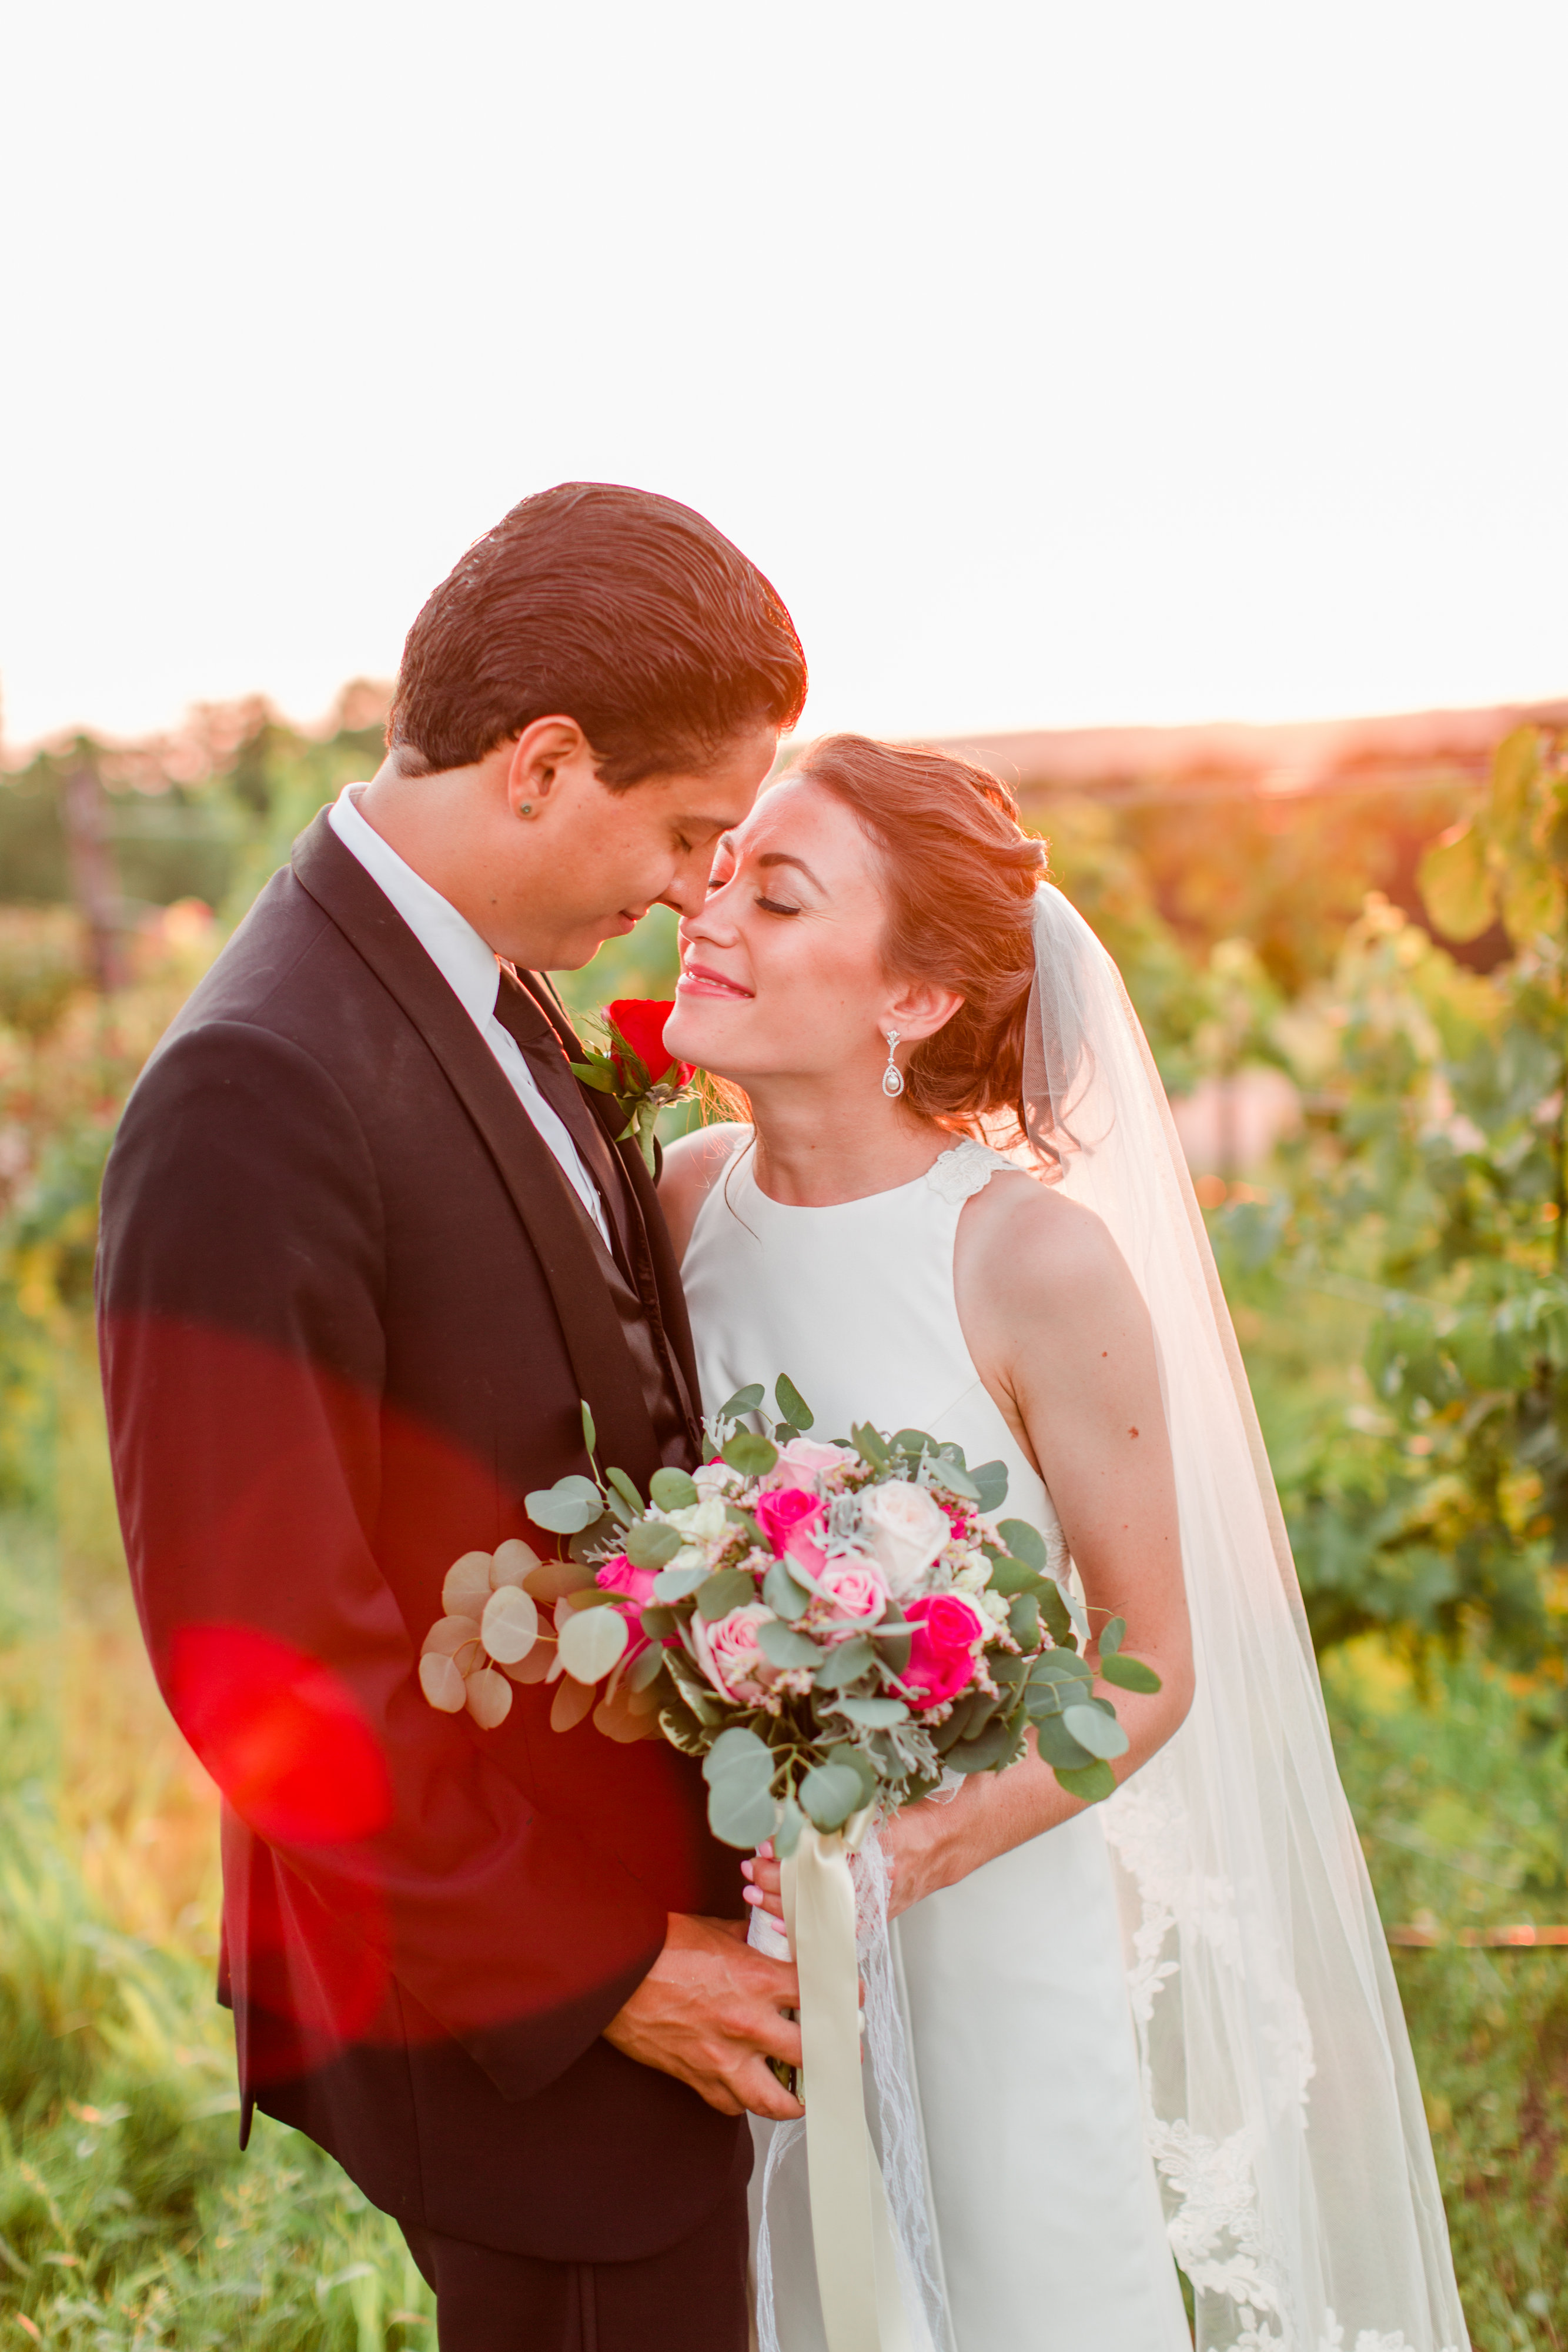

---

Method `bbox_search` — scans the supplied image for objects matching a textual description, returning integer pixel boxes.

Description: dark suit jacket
[96,811,748,2262]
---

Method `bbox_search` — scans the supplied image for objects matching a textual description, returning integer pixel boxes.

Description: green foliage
[1212,731,1568,1699]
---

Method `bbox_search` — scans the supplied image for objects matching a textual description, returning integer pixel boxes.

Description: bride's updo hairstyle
[790,734,1047,1137]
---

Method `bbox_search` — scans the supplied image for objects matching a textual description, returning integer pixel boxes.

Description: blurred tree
[1223,730,1568,1699]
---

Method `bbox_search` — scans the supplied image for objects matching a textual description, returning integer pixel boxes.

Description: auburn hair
[790,734,1046,1134]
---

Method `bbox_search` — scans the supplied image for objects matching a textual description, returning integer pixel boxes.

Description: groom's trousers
[400,2173,750,2352]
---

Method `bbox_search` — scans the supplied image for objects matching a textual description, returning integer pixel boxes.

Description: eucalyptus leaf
[821,1743,879,1806]
[774,1374,814,1432]
[1054,1758,1117,1803]
[580,1401,597,1459]
[697,1568,760,1622]
[723,1430,778,1477]
[761,1560,812,1620]
[1028,1648,1093,1683]
[708,1772,779,1849]
[637,1603,678,1640]
[1062,1702,1130,1760]
[526,1475,605,1534]
[625,1520,684,1569]
[606,1466,644,1519]
[756,1619,821,1668]
[934,1442,968,1471]
[1099,1615,1125,1659]
[970,1459,1009,1512]
[835,1696,909,1728]
[814,1636,875,1688]
[996,1518,1047,1573]
[703,1725,773,1779]
[557,1605,628,1685]
[934,1459,979,1502]
[1032,1710,1096,1769]
[627,1643,667,1692]
[1038,1581,1075,1648]
[774,1795,805,1859]
[651,1564,710,1602]
[798,1761,863,1832]
[650,1466,700,1512]
[717,1384,765,1421]
[947,1715,1024,1774]
[1101,1652,1162,1694]
[773,1423,800,1446]
[850,1422,891,1471]
[986,1555,1045,1598]
[891,1429,935,1459]
[1008,1593,1042,1651]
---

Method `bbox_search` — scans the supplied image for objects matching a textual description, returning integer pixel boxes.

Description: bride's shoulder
[657,1121,753,1258]
[959,1155,1136,1315]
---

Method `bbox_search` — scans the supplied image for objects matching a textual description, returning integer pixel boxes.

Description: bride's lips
[678,962,754,1001]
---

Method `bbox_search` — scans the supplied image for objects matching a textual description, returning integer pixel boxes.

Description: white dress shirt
[329,786,611,1245]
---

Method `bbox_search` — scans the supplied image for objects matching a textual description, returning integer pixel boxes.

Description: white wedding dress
[683,1132,1192,2352]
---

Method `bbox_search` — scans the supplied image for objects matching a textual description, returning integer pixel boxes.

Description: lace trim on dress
[923,1137,1018,1205]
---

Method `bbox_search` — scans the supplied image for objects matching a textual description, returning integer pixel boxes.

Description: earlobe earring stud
[881,1030,904,1099]
[519,804,533,818]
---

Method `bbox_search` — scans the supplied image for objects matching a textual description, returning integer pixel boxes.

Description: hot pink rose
[813,1554,889,1636]
[754,1487,824,1555]
[596,1553,658,1659]
[691,1602,776,1703]
[901,1592,990,1710]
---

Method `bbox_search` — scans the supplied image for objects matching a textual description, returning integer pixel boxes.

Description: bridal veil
[1022,883,1467,2352]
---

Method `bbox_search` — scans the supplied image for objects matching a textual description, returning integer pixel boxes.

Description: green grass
[1325,1644,1568,2350]
[0,1512,433,2350]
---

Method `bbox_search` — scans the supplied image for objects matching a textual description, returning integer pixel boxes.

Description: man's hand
[603,1912,804,2123]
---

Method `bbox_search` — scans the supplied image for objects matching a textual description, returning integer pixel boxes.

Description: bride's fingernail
[743,1885,763,1905]
[740,1859,754,1880]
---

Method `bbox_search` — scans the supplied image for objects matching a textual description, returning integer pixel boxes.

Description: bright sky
[2,0,1565,756]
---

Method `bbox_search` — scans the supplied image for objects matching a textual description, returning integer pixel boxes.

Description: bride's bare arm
[657,1121,751,1261]
[747,1171,1194,1927]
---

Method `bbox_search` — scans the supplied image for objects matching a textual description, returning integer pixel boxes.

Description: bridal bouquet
[419,1377,1159,1856]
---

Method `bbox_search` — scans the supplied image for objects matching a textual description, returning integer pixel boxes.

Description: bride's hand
[741,1797,961,1927]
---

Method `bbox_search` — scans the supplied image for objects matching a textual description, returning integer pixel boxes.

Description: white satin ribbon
[780,1810,917,2352]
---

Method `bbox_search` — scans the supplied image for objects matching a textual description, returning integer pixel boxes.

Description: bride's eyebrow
[757,851,825,893]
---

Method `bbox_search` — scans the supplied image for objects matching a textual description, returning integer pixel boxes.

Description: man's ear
[885,979,964,1043]
[503,716,594,818]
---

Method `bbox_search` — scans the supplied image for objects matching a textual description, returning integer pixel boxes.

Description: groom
[96,484,808,2350]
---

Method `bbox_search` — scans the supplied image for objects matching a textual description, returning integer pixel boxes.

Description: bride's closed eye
[755,894,801,917]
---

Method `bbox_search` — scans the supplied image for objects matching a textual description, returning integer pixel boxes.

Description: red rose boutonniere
[570,998,696,1172]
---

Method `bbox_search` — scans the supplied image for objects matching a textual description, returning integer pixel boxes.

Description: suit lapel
[290,812,663,1481]
[511,970,704,1421]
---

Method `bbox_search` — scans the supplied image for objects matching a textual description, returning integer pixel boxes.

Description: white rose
[693,1458,741,1501]
[858,1480,952,1598]
[667,1498,730,1544]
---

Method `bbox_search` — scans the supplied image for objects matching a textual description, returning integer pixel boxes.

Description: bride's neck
[745,1081,951,1207]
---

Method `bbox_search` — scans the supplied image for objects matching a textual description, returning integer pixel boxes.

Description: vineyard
[0,706,1564,2346]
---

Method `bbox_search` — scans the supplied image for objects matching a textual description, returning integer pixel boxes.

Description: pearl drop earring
[881,1030,904,1098]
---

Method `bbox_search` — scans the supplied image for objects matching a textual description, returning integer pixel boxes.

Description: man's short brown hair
[388,482,807,786]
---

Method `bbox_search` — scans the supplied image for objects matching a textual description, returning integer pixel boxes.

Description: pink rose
[767,1437,852,1486]
[691,1602,776,1703]
[902,1592,990,1710]
[596,1553,658,1659]
[813,1555,889,1637]
[754,1488,824,1555]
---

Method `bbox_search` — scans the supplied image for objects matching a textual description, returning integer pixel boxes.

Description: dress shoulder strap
[923,1136,1024,1205]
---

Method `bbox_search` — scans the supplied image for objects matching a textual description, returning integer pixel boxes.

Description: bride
[657,736,1467,2352]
